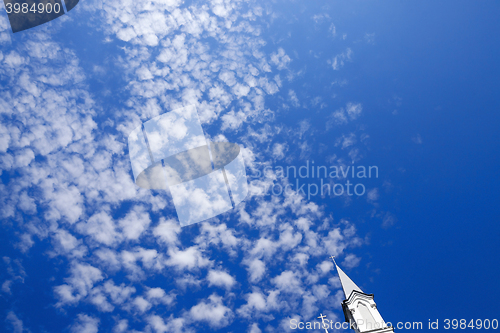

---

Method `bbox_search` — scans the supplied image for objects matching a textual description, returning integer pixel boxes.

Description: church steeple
[331,256,364,299]
[330,256,394,333]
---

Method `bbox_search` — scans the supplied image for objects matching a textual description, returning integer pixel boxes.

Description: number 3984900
[5,2,61,14]
[444,319,498,330]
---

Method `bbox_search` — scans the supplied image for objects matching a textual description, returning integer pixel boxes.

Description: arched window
[358,302,378,331]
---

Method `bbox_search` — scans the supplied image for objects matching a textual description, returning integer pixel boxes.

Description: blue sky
[1,0,500,332]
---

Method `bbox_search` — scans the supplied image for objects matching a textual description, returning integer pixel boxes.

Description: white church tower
[331,256,394,333]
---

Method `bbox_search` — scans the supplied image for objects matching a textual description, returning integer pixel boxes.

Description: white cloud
[246,258,266,283]
[70,314,99,333]
[412,133,423,144]
[2,280,13,294]
[278,224,303,250]
[272,143,288,160]
[237,289,280,318]
[146,287,176,306]
[382,212,397,228]
[341,254,361,269]
[147,315,186,333]
[154,218,182,246]
[103,281,136,305]
[207,270,236,289]
[367,188,379,201]
[1,257,26,296]
[250,238,279,259]
[327,102,362,127]
[301,292,319,319]
[272,271,302,294]
[221,110,247,131]
[288,90,300,107]
[195,222,240,256]
[219,70,237,87]
[94,248,121,272]
[14,148,35,168]
[50,186,84,222]
[89,288,114,312]
[167,246,211,270]
[233,83,251,97]
[312,284,330,300]
[336,133,356,149]
[346,103,362,120]
[133,296,152,313]
[76,211,119,246]
[51,229,86,258]
[329,23,336,37]
[190,294,233,328]
[113,319,128,333]
[118,206,151,240]
[55,263,103,305]
[119,248,165,280]
[3,51,25,68]
[317,260,333,274]
[238,293,265,319]
[270,48,291,70]
[249,323,262,333]
[5,311,26,333]
[330,47,352,70]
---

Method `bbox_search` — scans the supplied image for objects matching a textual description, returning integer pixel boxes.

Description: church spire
[330,256,363,299]
[329,256,394,333]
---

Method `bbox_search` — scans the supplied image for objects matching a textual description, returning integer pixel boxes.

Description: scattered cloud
[70,314,99,333]
[329,48,352,70]
[382,212,397,228]
[190,294,233,328]
[327,102,363,127]
[5,311,27,333]
[341,254,361,269]
[0,0,377,331]
[412,134,423,144]
[207,270,236,289]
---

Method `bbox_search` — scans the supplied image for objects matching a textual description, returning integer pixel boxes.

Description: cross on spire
[330,255,337,266]
[317,313,330,333]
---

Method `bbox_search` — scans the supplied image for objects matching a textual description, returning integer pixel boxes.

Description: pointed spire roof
[330,256,363,299]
